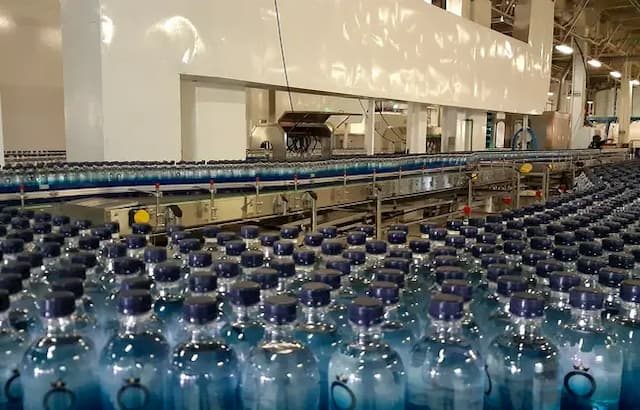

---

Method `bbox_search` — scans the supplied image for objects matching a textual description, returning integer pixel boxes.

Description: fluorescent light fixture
[631,79,640,86]
[555,44,574,55]
[587,100,594,104]
[610,71,622,79]
[547,92,554,96]
[587,59,602,68]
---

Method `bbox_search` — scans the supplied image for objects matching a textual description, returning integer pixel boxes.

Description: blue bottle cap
[536,213,552,225]
[530,236,553,251]
[183,296,218,324]
[546,224,565,236]
[459,226,478,239]
[270,259,296,278]
[509,293,545,318]
[40,241,61,258]
[51,278,84,299]
[293,249,316,266]
[248,267,279,289]
[263,295,298,324]
[506,220,525,231]
[59,224,79,238]
[365,240,387,255]
[54,263,87,281]
[1,261,31,280]
[0,274,22,294]
[113,256,143,276]
[579,242,602,257]
[9,230,33,244]
[280,225,300,239]
[118,289,153,315]
[569,287,604,310]
[386,230,407,245]
[105,243,127,259]
[575,228,595,242]
[259,233,280,247]
[483,223,504,235]
[591,225,610,238]
[356,224,375,237]
[1,238,23,254]
[229,281,261,306]
[52,215,70,226]
[445,235,466,249]
[554,232,576,246]
[576,257,607,276]
[180,238,203,254]
[433,255,460,268]
[486,214,503,224]
[299,282,332,307]
[310,268,342,290]
[481,253,507,268]
[342,250,366,265]
[441,279,472,302]
[503,240,526,255]
[17,251,44,268]
[123,235,146,250]
[549,272,581,292]
[213,260,240,278]
[319,226,338,239]
[435,266,467,284]
[240,225,260,239]
[522,250,548,267]
[603,220,621,233]
[536,260,564,277]
[40,291,76,318]
[431,246,457,257]
[598,267,629,288]
[121,276,154,291]
[502,229,524,241]
[303,232,324,247]
[446,220,463,232]
[602,238,624,253]
[326,258,351,276]
[553,246,579,262]
[497,275,527,296]
[33,212,52,223]
[471,244,496,258]
[346,231,367,246]
[622,232,640,246]
[348,296,384,326]
[477,232,498,245]
[468,217,485,228]
[73,219,92,230]
[368,281,400,305]
[429,293,464,320]
[620,279,640,303]
[33,222,52,235]
[131,223,152,235]
[200,226,220,239]
[154,261,181,282]
[188,251,213,268]
[10,217,29,230]
[487,264,514,282]
[430,228,447,241]
[143,246,167,263]
[409,239,430,254]
[321,240,344,256]
[389,249,412,259]
[189,272,217,293]
[216,231,237,246]
[90,227,112,241]
[273,240,295,256]
[78,236,99,251]
[167,224,185,234]
[389,223,409,233]
[374,268,405,287]
[419,222,438,235]
[239,250,263,268]
[524,217,542,227]
[42,233,64,245]
[562,219,581,232]
[383,257,410,274]
[0,290,9,312]
[224,240,247,256]
[609,253,635,270]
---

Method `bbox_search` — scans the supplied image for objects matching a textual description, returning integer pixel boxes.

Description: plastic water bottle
[429,228,447,248]
[102,243,127,279]
[342,250,368,295]
[295,282,340,410]
[320,226,338,239]
[176,238,203,267]
[599,266,630,320]
[240,225,261,251]
[419,222,438,240]
[258,233,279,265]
[170,296,239,410]
[50,278,98,340]
[320,239,345,267]
[0,273,40,342]
[222,281,264,366]
[503,240,526,271]
[239,250,264,279]
[124,234,147,259]
[482,275,528,352]
[303,232,324,256]
[153,261,185,344]
[310,269,352,340]
[542,272,582,344]
[472,263,513,328]
[328,296,406,410]
[51,215,69,234]
[247,267,279,303]
[100,290,170,410]
[272,240,295,265]
[408,293,484,410]
[241,295,320,409]
[556,287,623,410]
[59,225,80,256]
[131,223,152,241]
[440,279,484,353]
[167,229,189,259]
[326,257,357,304]
[21,291,100,410]
[184,251,212,281]
[199,226,219,255]
[364,240,387,271]
[0,289,26,410]
[2,238,24,264]
[345,231,366,252]
[485,292,560,410]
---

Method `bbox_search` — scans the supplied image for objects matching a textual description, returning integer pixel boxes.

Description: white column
[0,92,5,166]
[619,62,633,146]
[363,99,376,155]
[406,102,427,154]
[569,40,587,148]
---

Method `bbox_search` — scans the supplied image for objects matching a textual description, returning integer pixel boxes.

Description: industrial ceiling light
[587,59,602,68]
[555,44,574,55]
[547,92,554,96]
[631,79,640,86]
[610,71,622,79]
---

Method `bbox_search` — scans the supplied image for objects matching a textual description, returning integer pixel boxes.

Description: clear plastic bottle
[294,282,340,410]
[310,269,352,340]
[302,232,324,256]
[240,225,261,251]
[0,289,26,410]
[241,295,320,409]
[326,257,357,305]
[481,275,528,355]
[143,246,167,279]
[176,238,203,267]
[342,250,368,295]
[184,251,212,281]
[50,278,98,342]
[170,296,239,410]
[599,266,630,320]
[602,238,625,262]
[2,238,24,264]
[59,225,80,256]
[124,234,147,260]
[272,240,295,265]
[100,290,171,410]
[258,233,279,265]
[576,256,607,288]
[0,273,40,343]
[279,225,300,245]
[556,287,623,410]
[239,250,264,279]
[503,240,526,271]
[213,260,241,316]
[345,231,366,252]
[320,239,345,267]
[247,267,279,303]
[542,272,581,345]
[221,280,264,366]
[200,226,220,255]
[328,296,406,410]
[440,279,484,353]
[22,291,100,410]
[152,261,185,345]
[485,292,560,410]
[553,245,580,274]
[408,293,484,410]
[365,240,387,272]
[419,222,438,240]
[521,249,548,283]
[429,228,447,249]
[102,243,128,280]
[270,259,296,295]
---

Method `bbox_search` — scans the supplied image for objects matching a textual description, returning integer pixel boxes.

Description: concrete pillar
[406,103,428,154]
[569,40,588,148]
[619,61,633,146]
[363,100,376,155]
[440,107,459,152]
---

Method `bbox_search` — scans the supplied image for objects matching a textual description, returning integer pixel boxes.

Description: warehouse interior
[0,1,640,410]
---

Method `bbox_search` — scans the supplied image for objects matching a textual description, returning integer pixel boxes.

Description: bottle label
[331,377,356,410]
[43,379,76,410]
[117,377,150,409]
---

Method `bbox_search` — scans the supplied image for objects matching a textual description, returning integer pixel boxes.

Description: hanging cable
[273,0,294,112]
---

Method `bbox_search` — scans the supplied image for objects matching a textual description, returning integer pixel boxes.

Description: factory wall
[0,0,65,151]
